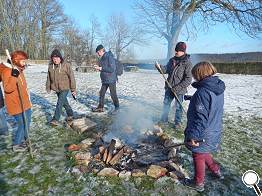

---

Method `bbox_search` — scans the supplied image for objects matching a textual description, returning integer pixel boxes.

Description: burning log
[104,139,116,164]
[109,146,125,165]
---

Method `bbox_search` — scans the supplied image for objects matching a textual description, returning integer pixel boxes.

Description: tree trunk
[167,30,179,59]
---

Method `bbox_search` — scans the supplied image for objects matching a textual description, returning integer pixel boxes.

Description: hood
[192,76,225,95]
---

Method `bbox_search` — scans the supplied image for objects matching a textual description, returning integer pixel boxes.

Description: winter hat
[51,49,63,63]
[51,49,63,59]
[96,44,104,53]
[175,42,187,52]
[11,51,28,67]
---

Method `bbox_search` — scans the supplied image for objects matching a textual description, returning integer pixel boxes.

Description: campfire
[67,124,189,180]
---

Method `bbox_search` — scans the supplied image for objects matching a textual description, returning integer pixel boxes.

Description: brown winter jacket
[46,62,76,92]
[0,63,32,115]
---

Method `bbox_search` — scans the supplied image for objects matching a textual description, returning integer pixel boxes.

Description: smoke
[102,102,155,146]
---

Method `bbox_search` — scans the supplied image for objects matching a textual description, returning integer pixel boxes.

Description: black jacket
[159,54,192,95]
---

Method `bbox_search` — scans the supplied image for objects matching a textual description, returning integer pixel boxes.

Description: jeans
[53,90,73,121]
[98,83,119,108]
[13,109,32,145]
[193,152,220,185]
[0,107,8,135]
[161,88,184,124]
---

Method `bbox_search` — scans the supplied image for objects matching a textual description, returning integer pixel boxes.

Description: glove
[11,69,20,77]
[184,95,192,101]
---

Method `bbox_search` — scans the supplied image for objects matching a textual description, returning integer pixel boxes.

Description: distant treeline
[213,62,262,75]
[134,62,262,75]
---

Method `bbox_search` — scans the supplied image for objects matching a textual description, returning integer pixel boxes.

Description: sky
[61,0,262,60]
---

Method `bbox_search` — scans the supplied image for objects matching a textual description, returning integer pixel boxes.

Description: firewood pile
[67,125,189,181]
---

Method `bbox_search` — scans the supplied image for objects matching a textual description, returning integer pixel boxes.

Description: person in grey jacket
[155,42,192,128]
[92,44,119,112]
[46,49,76,126]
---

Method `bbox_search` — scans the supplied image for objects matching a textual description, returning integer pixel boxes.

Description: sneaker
[12,144,27,152]
[91,107,104,113]
[50,119,60,126]
[211,171,224,180]
[184,178,205,192]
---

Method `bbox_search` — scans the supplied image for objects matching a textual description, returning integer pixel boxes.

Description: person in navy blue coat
[183,61,225,192]
[92,45,119,113]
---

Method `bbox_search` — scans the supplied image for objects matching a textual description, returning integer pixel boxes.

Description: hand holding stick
[5,49,34,158]
[155,61,186,114]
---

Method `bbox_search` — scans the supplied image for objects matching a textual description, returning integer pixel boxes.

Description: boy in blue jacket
[184,61,225,192]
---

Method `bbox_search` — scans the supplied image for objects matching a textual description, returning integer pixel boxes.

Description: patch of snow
[24,65,262,119]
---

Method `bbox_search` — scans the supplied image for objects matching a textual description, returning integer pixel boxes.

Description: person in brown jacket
[0,51,32,152]
[46,49,76,126]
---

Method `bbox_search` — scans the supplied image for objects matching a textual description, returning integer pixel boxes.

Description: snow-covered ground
[0,64,261,195]
[26,65,262,118]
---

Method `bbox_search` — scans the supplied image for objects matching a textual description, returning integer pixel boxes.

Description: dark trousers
[53,90,73,121]
[193,152,220,185]
[98,83,119,108]
[161,88,184,124]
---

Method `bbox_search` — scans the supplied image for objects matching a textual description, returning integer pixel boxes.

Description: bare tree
[104,13,145,60]
[37,0,67,59]
[89,15,102,55]
[134,0,262,59]
[0,0,68,59]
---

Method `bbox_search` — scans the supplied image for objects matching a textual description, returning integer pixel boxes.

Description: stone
[76,159,90,166]
[119,170,131,179]
[146,165,168,179]
[71,117,97,133]
[97,168,119,177]
[80,138,96,147]
[132,169,146,177]
[168,162,189,179]
[152,125,163,136]
[75,152,92,160]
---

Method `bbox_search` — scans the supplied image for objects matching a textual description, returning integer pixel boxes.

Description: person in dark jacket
[155,42,192,128]
[0,84,8,135]
[92,44,119,112]
[46,49,76,126]
[183,61,225,192]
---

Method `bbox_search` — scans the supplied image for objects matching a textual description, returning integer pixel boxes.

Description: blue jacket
[99,51,117,84]
[184,76,225,153]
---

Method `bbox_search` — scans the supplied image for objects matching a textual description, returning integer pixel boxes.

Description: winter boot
[184,178,205,192]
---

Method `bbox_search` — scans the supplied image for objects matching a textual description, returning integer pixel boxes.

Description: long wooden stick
[156,63,186,114]
[5,49,33,158]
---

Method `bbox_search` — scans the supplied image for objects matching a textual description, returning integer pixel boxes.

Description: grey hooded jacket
[159,54,192,95]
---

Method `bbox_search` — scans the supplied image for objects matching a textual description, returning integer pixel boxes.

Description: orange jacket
[0,63,32,115]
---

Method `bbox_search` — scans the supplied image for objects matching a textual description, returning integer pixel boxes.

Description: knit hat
[96,44,104,53]
[51,49,62,59]
[11,51,28,67]
[175,42,187,52]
